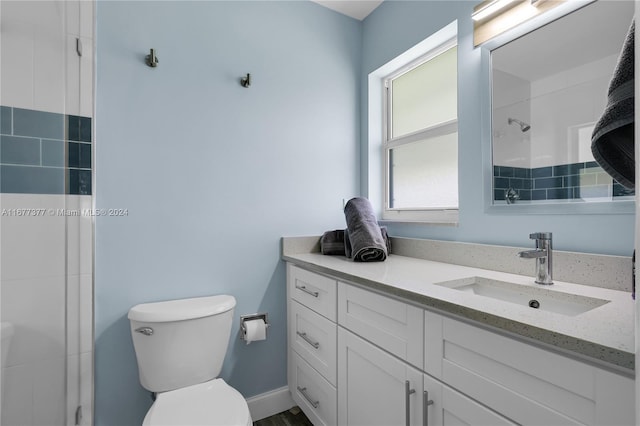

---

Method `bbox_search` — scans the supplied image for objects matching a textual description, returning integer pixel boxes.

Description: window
[382,38,458,223]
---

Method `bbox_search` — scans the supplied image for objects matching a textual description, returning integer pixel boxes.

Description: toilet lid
[143,379,252,426]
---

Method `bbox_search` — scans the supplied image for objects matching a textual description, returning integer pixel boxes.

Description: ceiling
[311,0,384,20]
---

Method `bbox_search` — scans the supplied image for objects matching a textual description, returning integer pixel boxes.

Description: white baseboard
[246,386,295,422]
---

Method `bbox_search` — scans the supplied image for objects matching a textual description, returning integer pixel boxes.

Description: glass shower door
[0,1,94,425]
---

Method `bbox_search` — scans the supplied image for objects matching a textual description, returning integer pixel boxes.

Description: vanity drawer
[431,315,635,425]
[338,282,423,368]
[288,264,337,321]
[290,351,337,426]
[290,300,337,385]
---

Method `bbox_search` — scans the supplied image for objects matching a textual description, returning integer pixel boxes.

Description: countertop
[282,251,635,374]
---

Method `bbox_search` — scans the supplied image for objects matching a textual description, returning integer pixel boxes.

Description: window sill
[380,209,459,226]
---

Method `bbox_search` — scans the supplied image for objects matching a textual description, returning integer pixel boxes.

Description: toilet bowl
[143,379,251,426]
[128,295,251,425]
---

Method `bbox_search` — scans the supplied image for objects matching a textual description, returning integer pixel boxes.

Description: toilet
[128,295,252,426]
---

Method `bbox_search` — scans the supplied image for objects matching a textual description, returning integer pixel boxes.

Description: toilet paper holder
[240,312,269,341]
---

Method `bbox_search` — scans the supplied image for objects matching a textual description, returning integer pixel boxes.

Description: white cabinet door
[423,374,517,426]
[338,327,423,426]
[338,282,423,368]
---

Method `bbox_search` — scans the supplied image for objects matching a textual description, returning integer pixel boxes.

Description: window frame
[381,38,459,224]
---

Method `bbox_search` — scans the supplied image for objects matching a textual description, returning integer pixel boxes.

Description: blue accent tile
[1,106,11,134]
[532,166,552,178]
[79,143,91,168]
[547,188,573,199]
[509,178,532,190]
[585,161,599,169]
[68,142,80,168]
[493,166,500,177]
[494,189,505,201]
[553,163,584,176]
[42,139,65,167]
[518,189,531,201]
[67,115,81,142]
[532,189,547,200]
[513,167,531,179]
[13,108,64,139]
[563,175,581,187]
[494,177,509,189]
[1,165,64,194]
[79,117,91,142]
[534,176,563,189]
[498,166,514,177]
[68,169,92,195]
[0,135,41,166]
[68,141,91,169]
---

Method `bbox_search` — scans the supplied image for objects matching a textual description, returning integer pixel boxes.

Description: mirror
[490,0,634,209]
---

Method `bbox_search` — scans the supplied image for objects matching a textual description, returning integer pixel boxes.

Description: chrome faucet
[518,232,553,285]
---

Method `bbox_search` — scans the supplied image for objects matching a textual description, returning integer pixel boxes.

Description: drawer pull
[295,285,319,297]
[405,380,416,426]
[297,386,319,408]
[423,390,434,426]
[296,331,320,349]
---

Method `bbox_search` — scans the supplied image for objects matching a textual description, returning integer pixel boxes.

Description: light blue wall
[94,2,361,424]
[361,1,635,256]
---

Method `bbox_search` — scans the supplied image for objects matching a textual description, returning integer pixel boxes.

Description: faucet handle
[529,232,552,240]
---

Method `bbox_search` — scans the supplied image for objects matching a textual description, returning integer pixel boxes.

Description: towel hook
[145,49,159,68]
[240,73,251,88]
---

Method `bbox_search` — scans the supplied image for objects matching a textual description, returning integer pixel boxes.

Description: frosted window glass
[391,47,457,138]
[389,132,458,209]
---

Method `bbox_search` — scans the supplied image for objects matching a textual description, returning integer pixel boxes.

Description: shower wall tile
[0,106,92,195]
[1,165,65,194]
[0,194,67,281]
[1,107,11,133]
[12,108,65,140]
[42,139,65,167]
[0,135,41,166]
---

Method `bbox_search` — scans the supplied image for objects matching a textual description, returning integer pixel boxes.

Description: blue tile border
[494,161,635,202]
[0,105,92,195]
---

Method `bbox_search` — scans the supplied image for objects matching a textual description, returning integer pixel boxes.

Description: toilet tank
[128,295,236,393]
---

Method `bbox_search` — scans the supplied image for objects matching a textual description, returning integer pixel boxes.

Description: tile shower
[0,1,94,425]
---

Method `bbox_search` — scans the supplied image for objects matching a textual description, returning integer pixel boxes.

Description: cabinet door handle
[405,380,416,426]
[296,331,320,349]
[423,390,434,426]
[295,285,319,297]
[297,386,319,408]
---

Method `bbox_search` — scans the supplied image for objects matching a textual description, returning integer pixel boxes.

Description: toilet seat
[143,378,252,426]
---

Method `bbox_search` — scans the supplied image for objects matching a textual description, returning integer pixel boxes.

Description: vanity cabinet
[286,263,635,426]
[424,310,635,426]
[287,264,338,426]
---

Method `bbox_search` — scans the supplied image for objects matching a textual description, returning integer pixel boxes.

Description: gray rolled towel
[321,227,391,257]
[344,197,387,262]
[591,20,635,189]
[320,229,347,255]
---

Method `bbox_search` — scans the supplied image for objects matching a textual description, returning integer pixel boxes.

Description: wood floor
[253,406,313,426]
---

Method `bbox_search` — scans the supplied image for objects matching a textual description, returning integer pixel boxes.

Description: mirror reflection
[491,0,634,205]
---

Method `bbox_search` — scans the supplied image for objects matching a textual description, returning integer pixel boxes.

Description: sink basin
[435,276,610,316]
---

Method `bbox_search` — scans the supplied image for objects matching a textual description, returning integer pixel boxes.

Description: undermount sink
[435,276,610,316]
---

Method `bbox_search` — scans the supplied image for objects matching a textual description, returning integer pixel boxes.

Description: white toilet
[128,295,252,426]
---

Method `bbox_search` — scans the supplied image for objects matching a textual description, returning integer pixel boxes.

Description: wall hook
[145,49,159,68]
[240,73,251,88]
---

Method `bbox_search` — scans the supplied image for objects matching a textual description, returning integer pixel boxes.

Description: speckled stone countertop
[282,247,635,375]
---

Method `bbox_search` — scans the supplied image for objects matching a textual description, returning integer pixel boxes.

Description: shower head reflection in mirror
[485,0,635,213]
